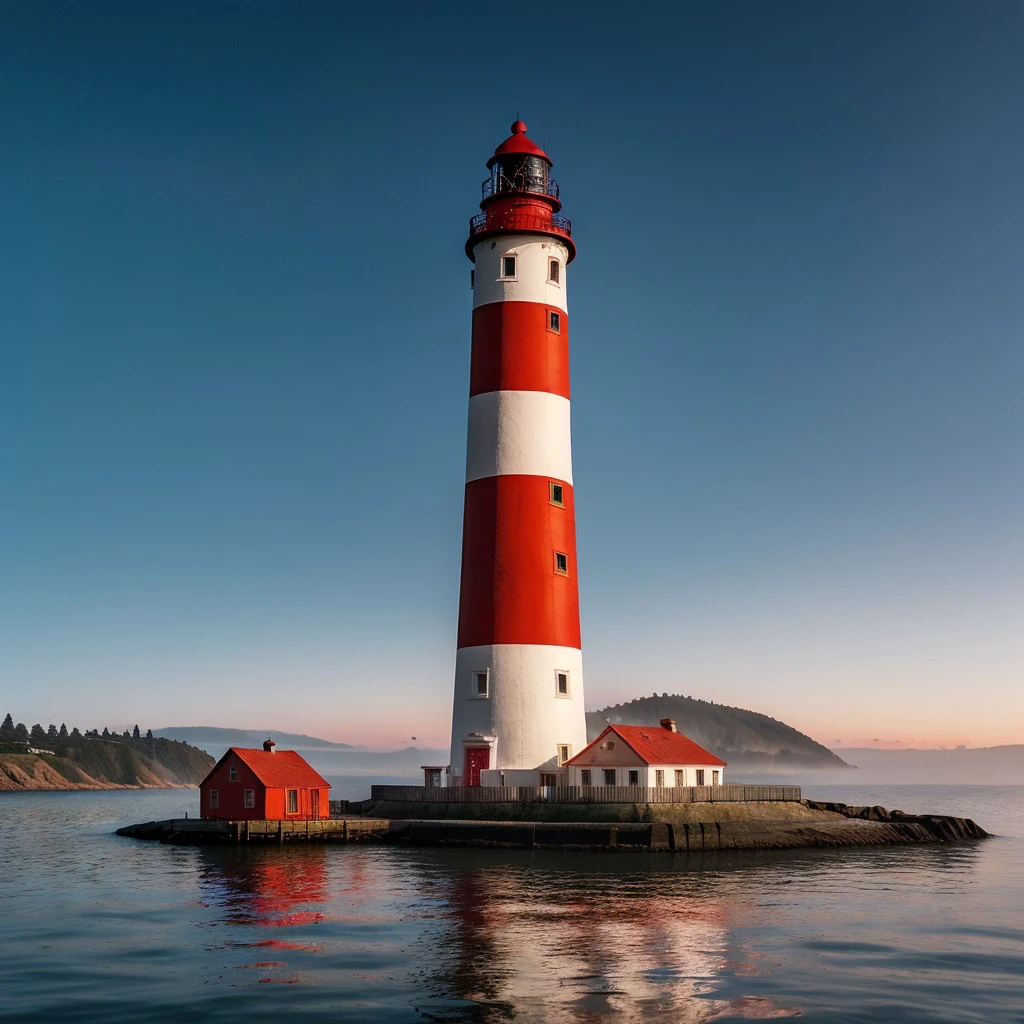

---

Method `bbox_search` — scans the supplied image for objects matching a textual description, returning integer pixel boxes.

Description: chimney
[660,718,677,733]
[263,738,276,752]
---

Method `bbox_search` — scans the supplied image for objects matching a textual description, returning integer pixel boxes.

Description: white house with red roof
[563,719,727,788]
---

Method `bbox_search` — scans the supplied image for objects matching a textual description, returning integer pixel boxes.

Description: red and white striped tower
[449,120,586,787]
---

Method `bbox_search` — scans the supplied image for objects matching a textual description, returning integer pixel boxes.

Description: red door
[464,747,490,786]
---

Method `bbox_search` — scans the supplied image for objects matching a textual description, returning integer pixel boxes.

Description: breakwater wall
[116,801,986,850]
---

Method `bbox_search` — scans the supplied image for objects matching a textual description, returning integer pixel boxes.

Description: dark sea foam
[2,784,1022,1023]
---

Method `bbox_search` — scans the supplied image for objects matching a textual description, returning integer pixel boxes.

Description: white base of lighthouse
[449,643,586,785]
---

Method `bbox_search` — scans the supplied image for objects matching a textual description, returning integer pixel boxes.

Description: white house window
[558,744,571,765]
[675,769,685,787]
[555,671,570,697]
[655,769,665,787]
[603,769,616,785]
[244,789,254,808]
[554,551,568,575]
[209,789,219,809]
[713,770,720,785]
[548,259,560,284]
[287,789,299,814]
[628,770,640,787]
[548,310,561,333]
[696,770,705,786]
[540,772,558,787]
[501,254,517,279]
[228,765,237,782]
[581,770,592,786]
[472,670,489,697]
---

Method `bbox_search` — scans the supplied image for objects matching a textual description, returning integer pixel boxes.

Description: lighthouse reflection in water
[193,843,796,1021]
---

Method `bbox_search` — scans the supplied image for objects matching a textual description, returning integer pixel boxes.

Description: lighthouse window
[558,744,571,765]
[548,311,561,333]
[555,671,570,696]
[548,259,560,284]
[554,551,568,575]
[501,255,517,279]
[549,482,564,507]
[472,670,489,697]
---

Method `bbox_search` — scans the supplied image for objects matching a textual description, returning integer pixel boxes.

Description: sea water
[1,784,1022,1023]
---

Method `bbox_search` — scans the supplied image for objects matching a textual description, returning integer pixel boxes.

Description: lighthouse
[449,120,587,787]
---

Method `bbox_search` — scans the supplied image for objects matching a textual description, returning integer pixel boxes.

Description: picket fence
[370,783,801,805]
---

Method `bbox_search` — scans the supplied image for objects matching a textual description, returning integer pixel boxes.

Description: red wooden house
[199,739,331,821]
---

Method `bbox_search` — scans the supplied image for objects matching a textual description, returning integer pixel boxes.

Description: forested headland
[0,714,214,790]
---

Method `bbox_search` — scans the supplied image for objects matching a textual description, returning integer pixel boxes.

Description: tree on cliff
[30,724,47,747]
[14,723,29,743]
[0,715,14,741]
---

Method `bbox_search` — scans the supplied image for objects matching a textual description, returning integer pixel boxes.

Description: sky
[1,1,1021,751]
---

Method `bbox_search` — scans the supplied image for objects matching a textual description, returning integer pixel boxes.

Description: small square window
[554,551,568,575]
[244,789,254,808]
[581,769,592,786]
[287,789,298,814]
[210,789,219,809]
[603,769,616,786]
[473,670,489,697]
[548,310,560,333]
[228,764,237,782]
[555,671,569,696]
[558,744,570,765]
[549,259,560,284]
[628,770,640,787]
[549,481,564,507]
[501,255,517,278]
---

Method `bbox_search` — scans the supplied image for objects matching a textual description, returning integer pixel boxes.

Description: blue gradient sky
[2,2,1021,750]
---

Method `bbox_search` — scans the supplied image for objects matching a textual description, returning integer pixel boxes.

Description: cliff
[0,737,213,791]
[588,694,850,772]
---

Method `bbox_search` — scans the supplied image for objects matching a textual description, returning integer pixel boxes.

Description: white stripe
[450,644,586,776]
[472,235,569,314]
[466,390,573,484]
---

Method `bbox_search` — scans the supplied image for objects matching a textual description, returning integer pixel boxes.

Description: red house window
[244,789,254,808]
[287,789,298,814]
[209,789,219,809]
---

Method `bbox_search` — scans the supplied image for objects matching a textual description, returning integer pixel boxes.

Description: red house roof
[223,747,331,789]
[566,725,727,768]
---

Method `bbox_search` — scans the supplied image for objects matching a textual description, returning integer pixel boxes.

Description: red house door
[464,746,490,786]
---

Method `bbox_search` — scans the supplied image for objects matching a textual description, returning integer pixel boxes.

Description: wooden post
[277,820,284,844]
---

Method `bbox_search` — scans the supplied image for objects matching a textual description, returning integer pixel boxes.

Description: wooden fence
[370,783,801,805]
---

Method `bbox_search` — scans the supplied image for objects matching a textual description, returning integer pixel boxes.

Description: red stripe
[457,475,581,649]
[470,302,570,398]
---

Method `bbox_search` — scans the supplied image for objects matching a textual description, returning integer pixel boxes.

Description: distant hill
[588,694,850,772]
[155,726,358,753]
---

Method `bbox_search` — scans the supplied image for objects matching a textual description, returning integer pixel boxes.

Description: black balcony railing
[481,176,560,202]
[468,210,572,238]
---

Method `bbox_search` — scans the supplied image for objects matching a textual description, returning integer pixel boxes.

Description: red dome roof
[487,119,552,168]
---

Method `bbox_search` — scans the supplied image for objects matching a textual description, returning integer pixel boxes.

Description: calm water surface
[2,784,1022,1023]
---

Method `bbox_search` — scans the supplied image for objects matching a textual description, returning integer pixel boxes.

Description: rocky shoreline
[116,799,987,851]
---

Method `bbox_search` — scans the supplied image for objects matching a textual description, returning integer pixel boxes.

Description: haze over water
[3,783,1022,1023]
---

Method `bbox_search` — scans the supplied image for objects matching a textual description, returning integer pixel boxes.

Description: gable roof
[203,747,331,790]
[566,724,727,768]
